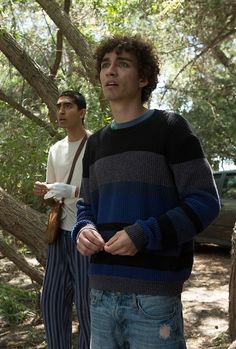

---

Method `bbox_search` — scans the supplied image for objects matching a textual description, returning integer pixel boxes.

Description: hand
[76,228,105,256]
[104,230,138,256]
[44,183,76,199]
[34,181,48,197]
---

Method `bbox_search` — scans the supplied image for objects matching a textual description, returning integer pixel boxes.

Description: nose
[105,62,117,76]
[57,104,65,114]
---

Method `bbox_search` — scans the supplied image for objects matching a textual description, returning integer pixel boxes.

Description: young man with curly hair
[72,36,220,348]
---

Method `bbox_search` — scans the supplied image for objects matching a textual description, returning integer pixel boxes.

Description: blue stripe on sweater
[91,182,179,223]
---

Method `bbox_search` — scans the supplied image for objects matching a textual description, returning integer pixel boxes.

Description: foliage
[0,3,235,344]
[0,284,37,324]
[0,0,235,210]
[0,113,53,211]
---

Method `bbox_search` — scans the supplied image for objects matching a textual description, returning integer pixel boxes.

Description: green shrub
[0,284,37,324]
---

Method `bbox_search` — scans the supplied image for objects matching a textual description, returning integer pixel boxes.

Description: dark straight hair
[59,90,86,109]
[58,90,86,124]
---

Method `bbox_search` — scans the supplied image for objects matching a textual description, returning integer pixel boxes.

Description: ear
[79,109,86,119]
[139,78,148,88]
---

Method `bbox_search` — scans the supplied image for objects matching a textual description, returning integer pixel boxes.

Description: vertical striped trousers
[41,230,90,349]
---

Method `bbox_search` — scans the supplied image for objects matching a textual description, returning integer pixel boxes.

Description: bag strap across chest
[66,134,87,184]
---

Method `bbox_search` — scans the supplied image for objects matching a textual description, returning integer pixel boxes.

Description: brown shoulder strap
[66,134,87,184]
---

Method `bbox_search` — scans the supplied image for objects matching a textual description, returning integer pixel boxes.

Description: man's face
[99,50,147,103]
[56,96,84,130]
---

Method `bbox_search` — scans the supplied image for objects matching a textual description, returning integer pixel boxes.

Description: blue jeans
[90,289,186,349]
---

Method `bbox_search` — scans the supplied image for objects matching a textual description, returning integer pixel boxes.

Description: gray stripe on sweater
[86,152,214,195]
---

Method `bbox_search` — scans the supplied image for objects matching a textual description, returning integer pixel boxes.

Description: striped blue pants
[41,229,90,349]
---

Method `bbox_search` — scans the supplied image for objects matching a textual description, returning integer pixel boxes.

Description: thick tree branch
[0,237,44,285]
[0,28,59,122]
[0,187,47,267]
[35,0,97,85]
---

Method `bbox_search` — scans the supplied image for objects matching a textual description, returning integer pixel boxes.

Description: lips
[106,81,118,87]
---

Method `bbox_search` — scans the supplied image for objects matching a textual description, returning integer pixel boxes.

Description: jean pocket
[136,295,179,321]
[90,288,103,307]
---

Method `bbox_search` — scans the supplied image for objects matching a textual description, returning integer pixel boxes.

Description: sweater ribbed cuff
[124,223,148,250]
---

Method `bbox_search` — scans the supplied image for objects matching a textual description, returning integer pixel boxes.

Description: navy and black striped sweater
[72,110,220,296]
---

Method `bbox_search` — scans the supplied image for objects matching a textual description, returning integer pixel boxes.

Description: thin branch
[49,30,63,79]
[0,89,60,138]
[49,0,71,79]
[160,27,236,102]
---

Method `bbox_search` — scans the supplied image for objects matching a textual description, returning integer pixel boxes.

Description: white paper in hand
[44,190,59,200]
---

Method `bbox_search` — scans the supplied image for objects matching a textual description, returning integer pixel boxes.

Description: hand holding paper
[44,183,76,199]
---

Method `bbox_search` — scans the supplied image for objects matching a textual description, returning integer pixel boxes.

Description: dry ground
[183,245,231,349]
[0,245,231,349]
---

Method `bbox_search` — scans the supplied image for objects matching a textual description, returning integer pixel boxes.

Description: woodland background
[0,0,235,347]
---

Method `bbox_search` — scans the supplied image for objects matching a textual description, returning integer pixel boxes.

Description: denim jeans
[90,289,186,349]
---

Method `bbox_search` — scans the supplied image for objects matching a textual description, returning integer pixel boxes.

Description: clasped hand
[77,229,138,257]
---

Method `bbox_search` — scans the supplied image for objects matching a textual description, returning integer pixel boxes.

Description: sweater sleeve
[124,114,221,250]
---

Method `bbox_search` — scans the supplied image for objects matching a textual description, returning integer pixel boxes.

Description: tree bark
[229,222,236,341]
[35,0,97,86]
[0,237,44,285]
[0,29,59,122]
[0,187,47,267]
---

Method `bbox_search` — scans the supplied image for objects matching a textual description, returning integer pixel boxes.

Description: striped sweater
[72,110,220,296]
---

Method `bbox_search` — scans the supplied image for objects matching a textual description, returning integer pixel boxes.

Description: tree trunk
[229,222,236,340]
[0,187,47,267]
[0,237,44,285]
[0,29,59,122]
[35,0,97,85]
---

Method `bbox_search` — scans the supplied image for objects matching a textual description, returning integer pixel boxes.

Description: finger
[79,230,104,251]
[76,243,94,256]
[90,230,105,248]
[104,239,123,254]
[104,236,118,247]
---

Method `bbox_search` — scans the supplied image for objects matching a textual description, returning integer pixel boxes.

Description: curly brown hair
[95,35,160,104]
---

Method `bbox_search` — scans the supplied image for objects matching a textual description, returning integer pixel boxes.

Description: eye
[101,62,110,69]
[119,61,129,68]
[64,103,72,109]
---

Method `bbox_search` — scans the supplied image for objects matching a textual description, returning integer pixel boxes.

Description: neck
[67,126,86,142]
[110,101,147,124]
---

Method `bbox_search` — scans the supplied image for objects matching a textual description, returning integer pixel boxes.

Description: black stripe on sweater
[91,245,193,271]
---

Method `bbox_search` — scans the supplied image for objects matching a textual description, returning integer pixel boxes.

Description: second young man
[34,90,91,349]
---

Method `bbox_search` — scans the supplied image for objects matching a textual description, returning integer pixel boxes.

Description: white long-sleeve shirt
[46,133,90,231]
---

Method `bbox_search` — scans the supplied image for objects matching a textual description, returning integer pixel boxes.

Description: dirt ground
[183,245,231,349]
[0,245,231,349]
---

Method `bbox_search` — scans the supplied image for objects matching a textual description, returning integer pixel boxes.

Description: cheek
[100,71,105,83]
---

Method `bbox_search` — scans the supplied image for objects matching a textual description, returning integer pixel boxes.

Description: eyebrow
[56,101,74,107]
[101,56,134,63]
